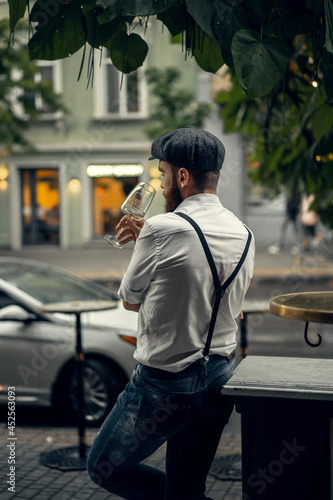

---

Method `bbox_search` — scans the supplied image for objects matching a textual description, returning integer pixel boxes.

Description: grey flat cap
[149,127,225,171]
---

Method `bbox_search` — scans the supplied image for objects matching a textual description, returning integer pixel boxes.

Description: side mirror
[0,305,35,322]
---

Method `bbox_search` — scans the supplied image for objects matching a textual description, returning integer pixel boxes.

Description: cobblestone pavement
[0,423,242,500]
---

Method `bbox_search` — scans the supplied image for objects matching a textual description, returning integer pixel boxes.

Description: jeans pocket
[133,388,203,443]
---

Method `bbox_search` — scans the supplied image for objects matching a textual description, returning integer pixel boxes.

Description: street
[1,274,332,429]
[242,278,333,360]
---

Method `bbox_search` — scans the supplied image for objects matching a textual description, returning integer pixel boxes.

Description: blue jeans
[87,354,235,500]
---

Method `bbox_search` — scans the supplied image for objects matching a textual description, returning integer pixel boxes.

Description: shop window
[93,177,138,237]
[21,169,60,245]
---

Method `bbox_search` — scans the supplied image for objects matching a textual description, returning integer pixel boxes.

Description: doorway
[21,169,60,245]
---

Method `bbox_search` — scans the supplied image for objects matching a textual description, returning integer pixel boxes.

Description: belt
[203,351,236,363]
[224,350,236,363]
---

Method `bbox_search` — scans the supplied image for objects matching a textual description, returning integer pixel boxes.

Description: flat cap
[149,127,225,171]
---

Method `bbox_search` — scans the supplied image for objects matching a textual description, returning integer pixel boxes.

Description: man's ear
[178,167,190,187]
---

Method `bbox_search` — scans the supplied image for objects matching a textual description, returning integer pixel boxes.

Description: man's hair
[170,164,220,190]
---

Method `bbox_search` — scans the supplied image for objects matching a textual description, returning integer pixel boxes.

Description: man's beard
[165,175,183,212]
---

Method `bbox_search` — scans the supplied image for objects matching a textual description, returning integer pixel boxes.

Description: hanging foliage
[6,0,333,101]
[6,0,333,223]
[215,66,333,227]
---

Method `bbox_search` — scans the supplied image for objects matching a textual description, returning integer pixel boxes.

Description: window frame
[93,49,148,120]
[34,60,63,120]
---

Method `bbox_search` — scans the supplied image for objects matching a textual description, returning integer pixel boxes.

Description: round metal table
[270,291,333,347]
[39,300,117,470]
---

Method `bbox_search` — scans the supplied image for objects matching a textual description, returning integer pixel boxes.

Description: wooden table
[270,291,333,347]
[39,300,116,470]
[223,356,333,499]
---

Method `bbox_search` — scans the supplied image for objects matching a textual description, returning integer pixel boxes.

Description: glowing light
[149,166,161,179]
[87,164,144,178]
[150,177,162,191]
[311,81,318,88]
[0,166,9,180]
[315,155,321,162]
[68,178,81,194]
[0,180,8,191]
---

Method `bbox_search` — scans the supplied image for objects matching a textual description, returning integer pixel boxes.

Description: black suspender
[176,212,252,359]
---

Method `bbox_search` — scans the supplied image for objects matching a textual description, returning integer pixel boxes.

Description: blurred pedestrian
[300,194,324,251]
[268,192,301,254]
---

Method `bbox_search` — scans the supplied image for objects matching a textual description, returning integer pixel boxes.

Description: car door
[0,293,73,407]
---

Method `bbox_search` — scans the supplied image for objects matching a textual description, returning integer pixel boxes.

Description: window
[94,50,147,119]
[92,177,138,237]
[34,61,63,118]
[10,60,63,120]
[21,168,60,245]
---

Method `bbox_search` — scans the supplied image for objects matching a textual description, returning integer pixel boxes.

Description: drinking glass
[104,182,156,248]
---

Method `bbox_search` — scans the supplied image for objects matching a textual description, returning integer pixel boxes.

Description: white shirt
[118,194,255,372]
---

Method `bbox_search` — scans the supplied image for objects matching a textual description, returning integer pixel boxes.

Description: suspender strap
[176,212,252,358]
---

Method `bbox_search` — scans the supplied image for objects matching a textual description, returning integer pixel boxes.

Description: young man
[88,127,255,500]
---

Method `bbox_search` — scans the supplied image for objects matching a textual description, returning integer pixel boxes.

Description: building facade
[0,14,250,250]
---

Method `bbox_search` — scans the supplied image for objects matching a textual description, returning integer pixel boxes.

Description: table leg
[75,312,86,459]
[40,312,89,470]
[240,314,248,358]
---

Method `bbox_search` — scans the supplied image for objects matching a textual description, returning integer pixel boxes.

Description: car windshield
[0,261,117,304]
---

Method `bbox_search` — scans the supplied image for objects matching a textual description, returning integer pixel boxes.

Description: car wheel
[68,359,127,426]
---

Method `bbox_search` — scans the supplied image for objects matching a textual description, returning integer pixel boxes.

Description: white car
[0,257,138,425]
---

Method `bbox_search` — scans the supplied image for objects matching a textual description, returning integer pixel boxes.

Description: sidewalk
[0,418,242,500]
[1,242,333,285]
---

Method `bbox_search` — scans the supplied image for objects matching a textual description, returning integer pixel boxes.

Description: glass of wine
[104,181,156,248]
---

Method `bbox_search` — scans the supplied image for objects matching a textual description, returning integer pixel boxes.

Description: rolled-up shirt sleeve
[118,222,157,304]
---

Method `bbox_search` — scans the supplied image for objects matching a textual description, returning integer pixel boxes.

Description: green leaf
[268,143,285,170]
[306,0,323,14]
[212,2,249,68]
[8,0,27,32]
[95,0,116,9]
[231,29,289,98]
[97,8,118,25]
[281,136,306,165]
[324,0,333,53]
[308,129,333,159]
[185,0,216,40]
[298,87,320,130]
[95,0,172,16]
[285,10,314,37]
[312,102,333,141]
[109,31,148,73]
[28,0,86,60]
[323,57,333,105]
[193,28,223,73]
[157,5,186,37]
[322,162,333,189]
[83,0,126,47]
[253,0,313,37]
